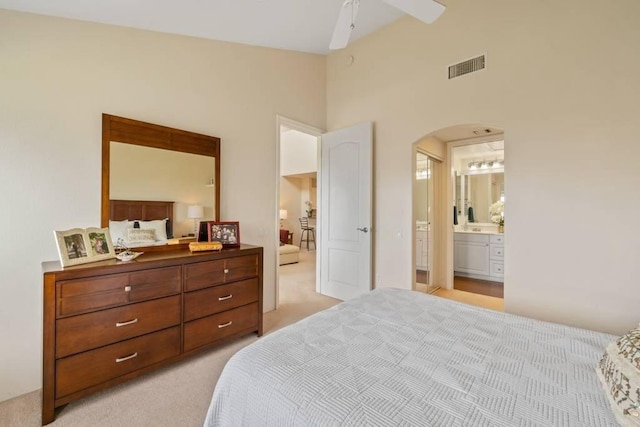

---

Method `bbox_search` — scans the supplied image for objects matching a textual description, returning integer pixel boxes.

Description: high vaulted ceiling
[0,0,413,54]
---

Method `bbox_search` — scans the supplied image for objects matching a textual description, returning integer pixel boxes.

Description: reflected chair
[299,217,316,250]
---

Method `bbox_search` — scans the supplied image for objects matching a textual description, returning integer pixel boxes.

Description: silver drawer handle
[116,318,138,327]
[218,294,233,301]
[124,286,131,292]
[218,321,233,329]
[115,352,138,363]
[224,268,229,274]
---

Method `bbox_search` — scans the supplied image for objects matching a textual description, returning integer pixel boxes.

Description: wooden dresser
[42,244,263,425]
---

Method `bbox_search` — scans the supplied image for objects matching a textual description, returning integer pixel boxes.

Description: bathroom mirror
[457,172,504,224]
[101,114,220,249]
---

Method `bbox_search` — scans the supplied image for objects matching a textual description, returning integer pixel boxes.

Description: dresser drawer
[57,266,181,317]
[55,326,180,398]
[225,255,258,282]
[184,303,259,352]
[57,274,129,317]
[184,278,258,322]
[128,266,181,302]
[56,295,181,358]
[184,255,258,292]
[184,260,226,291]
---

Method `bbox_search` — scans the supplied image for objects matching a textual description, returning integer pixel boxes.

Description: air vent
[448,55,486,79]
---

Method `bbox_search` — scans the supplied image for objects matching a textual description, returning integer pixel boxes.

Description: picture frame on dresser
[206,221,240,247]
[54,227,115,267]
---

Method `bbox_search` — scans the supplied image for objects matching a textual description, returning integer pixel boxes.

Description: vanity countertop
[455,230,502,235]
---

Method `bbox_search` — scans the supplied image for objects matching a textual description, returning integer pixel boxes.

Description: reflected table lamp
[187,205,204,236]
[279,209,288,228]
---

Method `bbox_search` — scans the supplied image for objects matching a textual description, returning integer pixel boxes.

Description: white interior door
[319,122,372,301]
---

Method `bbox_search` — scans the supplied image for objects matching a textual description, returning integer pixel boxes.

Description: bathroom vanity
[454,231,504,283]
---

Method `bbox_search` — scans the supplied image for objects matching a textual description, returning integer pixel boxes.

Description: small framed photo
[54,227,116,267]
[206,221,240,247]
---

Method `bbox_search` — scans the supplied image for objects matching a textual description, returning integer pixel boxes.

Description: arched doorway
[413,123,505,301]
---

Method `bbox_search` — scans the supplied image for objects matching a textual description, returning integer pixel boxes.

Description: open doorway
[450,139,505,298]
[275,116,324,310]
[411,124,505,311]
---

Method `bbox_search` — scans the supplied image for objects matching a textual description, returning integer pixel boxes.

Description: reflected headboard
[109,200,174,239]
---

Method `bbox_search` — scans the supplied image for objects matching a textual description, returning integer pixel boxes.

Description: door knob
[357,227,369,233]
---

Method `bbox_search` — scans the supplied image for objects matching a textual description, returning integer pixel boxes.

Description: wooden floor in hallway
[454,275,504,298]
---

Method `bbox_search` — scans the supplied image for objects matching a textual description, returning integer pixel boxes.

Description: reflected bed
[204,288,619,426]
[109,199,174,247]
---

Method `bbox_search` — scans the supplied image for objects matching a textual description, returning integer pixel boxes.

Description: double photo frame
[54,227,116,267]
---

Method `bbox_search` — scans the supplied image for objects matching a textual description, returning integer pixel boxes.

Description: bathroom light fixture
[468,159,504,172]
[468,161,483,170]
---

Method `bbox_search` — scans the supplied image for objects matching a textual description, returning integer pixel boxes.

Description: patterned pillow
[597,326,640,426]
[126,228,157,244]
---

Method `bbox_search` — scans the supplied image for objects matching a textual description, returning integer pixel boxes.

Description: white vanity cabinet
[416,230,429,271]
[454,232,504,283]
[489,234,504,279]
[454,233,490,276]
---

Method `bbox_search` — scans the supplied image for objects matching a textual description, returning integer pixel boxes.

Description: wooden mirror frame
[101,114,220,250]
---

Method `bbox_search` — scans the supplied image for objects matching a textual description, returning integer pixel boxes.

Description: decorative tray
[115,251,143,262]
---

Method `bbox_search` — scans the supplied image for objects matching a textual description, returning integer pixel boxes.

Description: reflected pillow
[130,218,168,241]
[108,220,129,246]
[127,228,157,244]
[597,326,640,426]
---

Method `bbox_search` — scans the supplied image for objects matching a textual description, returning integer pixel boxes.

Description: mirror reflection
[452,141,504,226]
[110,142,216,238]
[458,173,503,223]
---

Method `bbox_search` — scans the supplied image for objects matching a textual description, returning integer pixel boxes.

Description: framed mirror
[101,114,220,250]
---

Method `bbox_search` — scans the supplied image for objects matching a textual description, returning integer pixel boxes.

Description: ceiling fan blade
[330,0,360,50]
[383,0,445,24]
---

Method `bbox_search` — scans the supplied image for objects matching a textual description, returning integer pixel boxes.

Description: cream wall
[280,129,318,176]
[0,9,325,401]
[327,0,640,334]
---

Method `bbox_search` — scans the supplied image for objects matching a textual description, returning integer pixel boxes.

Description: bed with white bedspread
[204,288,619,426]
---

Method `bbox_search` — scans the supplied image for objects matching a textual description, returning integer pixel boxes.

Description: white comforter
[205,288,618,426]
